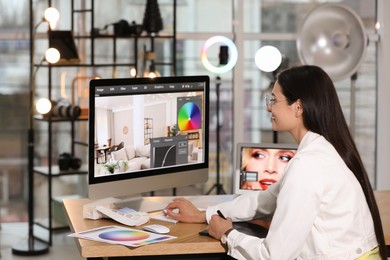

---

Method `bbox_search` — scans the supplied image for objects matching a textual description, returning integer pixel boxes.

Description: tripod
[206,76,226,195]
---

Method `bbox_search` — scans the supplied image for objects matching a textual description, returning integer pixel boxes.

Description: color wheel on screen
[69,225,177,248]
[178,102,201,131]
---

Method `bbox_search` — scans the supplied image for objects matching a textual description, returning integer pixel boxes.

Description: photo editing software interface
[89,76,209,191]
[236,143,297,193]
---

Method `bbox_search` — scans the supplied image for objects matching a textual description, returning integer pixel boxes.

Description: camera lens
[52,104,81,119]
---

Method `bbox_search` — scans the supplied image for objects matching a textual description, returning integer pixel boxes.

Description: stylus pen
[217,210,227,220]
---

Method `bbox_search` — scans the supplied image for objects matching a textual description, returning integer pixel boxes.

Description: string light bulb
[44,7,60,29]
[36,98,52,114]
[130,67,137,77]
[147,71,158,78]
[45,48,60,64]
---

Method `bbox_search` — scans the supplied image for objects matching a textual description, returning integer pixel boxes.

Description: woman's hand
[208,214,233,240]
[164,198,206,223]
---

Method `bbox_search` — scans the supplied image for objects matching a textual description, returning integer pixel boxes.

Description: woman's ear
[295,99,303,118]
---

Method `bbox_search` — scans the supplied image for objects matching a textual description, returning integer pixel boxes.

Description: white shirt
[206,131,378,259]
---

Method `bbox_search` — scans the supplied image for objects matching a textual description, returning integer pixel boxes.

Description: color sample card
[69,225,176,247]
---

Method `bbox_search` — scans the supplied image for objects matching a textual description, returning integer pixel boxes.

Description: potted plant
[169,124,179,136]
[117,160,128,172]
[104,161,118,174]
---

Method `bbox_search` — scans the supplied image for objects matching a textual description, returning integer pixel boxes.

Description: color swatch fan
[69,226,176,247]
[177,100,202,131]
[99,229,149,241]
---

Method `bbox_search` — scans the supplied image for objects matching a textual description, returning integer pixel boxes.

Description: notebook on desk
[199,221,269,238]
[233,221,269,238]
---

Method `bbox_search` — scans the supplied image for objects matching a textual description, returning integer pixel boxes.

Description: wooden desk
[64,196,232,259]
[374,190,390,245]
[64,192,390,259]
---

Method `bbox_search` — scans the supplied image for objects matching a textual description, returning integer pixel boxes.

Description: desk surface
[64,191,390,258]
[64,195,232,258]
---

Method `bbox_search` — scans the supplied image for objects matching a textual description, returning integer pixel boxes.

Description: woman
[164,65,386,259]
[241,148,296,190]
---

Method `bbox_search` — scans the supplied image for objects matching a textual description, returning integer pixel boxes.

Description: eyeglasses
[265,94,287,109]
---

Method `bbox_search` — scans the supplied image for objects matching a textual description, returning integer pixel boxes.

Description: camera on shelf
[44,99,81,119]
[113,20,143,36]
[58,153,82,171]
[93,19,143,37]
[52,103,81,119]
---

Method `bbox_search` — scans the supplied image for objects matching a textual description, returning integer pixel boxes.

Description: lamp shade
[142,0,164,34]
[48,30,80,63]
[297,4,367,81]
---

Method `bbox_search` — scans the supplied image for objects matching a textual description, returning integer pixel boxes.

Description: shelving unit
[30,0,177,245]
[32,105,89,245]
[70,0,177,77]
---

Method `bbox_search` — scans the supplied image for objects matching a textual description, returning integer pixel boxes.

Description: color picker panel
[178,102,202,131]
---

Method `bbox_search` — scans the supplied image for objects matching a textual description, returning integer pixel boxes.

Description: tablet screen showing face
[234,143,297,194]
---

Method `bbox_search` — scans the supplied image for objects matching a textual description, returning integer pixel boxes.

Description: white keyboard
[95,206,150,226]
[151,212,178,223]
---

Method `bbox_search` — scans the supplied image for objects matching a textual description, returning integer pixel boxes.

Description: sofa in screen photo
[109,145,151,172]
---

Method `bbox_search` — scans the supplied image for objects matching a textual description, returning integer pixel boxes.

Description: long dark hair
[277,65,387,259]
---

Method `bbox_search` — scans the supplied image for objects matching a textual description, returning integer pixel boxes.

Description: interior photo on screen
[94,88,205,176]
[88,76,209,202]
[236,143,297,192]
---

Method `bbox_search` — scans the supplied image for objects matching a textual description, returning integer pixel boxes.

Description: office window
[177,0,233,33]
[0,0,29,221]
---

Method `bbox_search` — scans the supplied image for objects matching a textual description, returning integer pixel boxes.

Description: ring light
[255,45,282,72]
[201,36,238,74]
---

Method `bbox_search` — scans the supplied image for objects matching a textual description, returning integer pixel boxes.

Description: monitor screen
[234,143,297,195]
[88,76,210,204]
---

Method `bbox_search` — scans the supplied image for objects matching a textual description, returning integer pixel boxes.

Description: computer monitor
[234,143,297,195]
[88,76,209,210]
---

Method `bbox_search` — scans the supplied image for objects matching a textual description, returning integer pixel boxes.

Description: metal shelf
[33,165,88,177]
[30,0,177,246]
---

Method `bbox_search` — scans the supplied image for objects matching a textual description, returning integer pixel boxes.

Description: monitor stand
[113,195,173,212]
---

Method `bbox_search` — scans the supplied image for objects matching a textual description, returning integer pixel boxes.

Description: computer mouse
[143,224,170,234]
